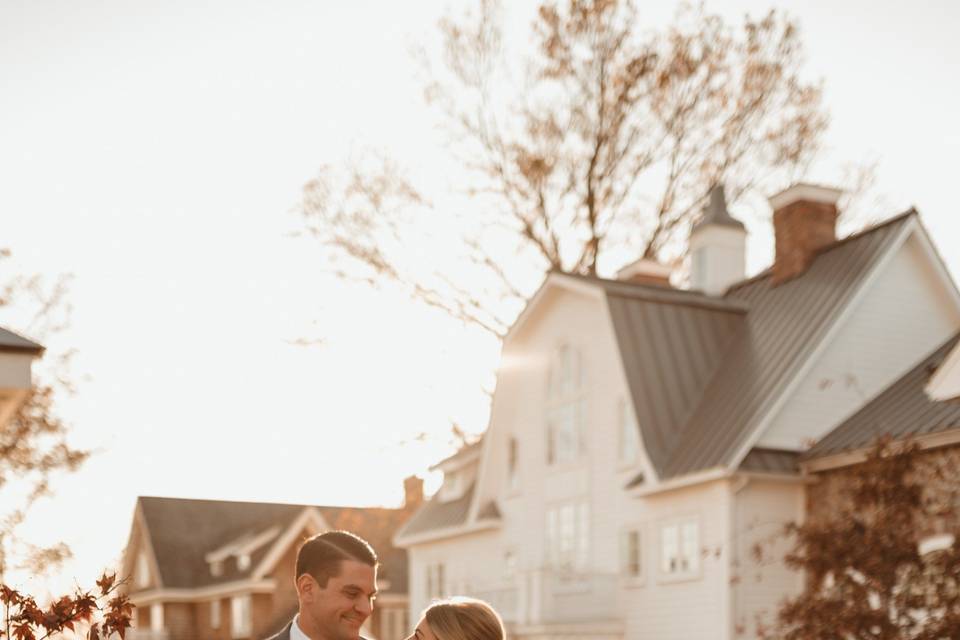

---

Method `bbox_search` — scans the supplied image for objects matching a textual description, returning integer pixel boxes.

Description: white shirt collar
[291,614,310,640]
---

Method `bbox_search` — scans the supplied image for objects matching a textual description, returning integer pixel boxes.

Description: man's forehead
[331,559,377,586]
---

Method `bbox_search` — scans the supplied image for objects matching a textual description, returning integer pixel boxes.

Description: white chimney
[689,184,746,295]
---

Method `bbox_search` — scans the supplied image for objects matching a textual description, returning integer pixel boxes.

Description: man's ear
[296,574,314,602]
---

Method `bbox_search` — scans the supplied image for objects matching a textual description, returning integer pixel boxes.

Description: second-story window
[507,437,519,491]
[546,344,585,466]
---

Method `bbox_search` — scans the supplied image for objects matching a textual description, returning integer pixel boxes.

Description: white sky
[1,0,959,596]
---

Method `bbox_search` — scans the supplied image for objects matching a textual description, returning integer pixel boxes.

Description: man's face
[302,560,378,640]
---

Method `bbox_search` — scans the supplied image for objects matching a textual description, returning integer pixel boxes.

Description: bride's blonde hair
[423,597,504,640]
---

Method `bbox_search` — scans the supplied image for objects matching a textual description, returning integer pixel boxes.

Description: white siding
[759,232,960,450]
[621,480,733,640]
[731,479,805,639]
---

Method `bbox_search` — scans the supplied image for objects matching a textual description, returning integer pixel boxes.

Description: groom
[266,530,378,640]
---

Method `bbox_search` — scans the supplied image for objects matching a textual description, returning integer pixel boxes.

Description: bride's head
[407,597,504,640]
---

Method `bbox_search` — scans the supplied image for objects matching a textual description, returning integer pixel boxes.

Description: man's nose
[356,597,373,616]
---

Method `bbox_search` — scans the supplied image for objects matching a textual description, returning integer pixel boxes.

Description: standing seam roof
[661,211,915,478]
[803,332,960,459]
[606,293,745,475]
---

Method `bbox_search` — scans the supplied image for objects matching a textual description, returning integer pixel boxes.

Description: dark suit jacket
[264,620,370,640]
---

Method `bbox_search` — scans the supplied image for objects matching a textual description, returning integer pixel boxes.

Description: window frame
[230,594,252,639]
[658,516,703,583]
[620,524,645,586]
[210,599,221,630]
[545,343,587,468]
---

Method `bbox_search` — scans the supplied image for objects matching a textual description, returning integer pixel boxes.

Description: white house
[394,183,960,640]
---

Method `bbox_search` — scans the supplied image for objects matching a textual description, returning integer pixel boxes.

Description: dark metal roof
[606,289,745,476]
[803,332,960,460]
[693,184,745,231]
[739,448,800,474]
[662,211,914,478]
[0,327,43,355]
[394,484,475,540]
[137,496,409,592]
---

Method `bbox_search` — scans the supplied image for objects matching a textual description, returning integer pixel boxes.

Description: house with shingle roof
[394,183,960,640]
[122,477,422,640]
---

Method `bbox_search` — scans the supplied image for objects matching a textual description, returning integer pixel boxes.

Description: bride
[406,597,504,640]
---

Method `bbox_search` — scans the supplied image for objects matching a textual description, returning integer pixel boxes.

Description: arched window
[546,344,585,465]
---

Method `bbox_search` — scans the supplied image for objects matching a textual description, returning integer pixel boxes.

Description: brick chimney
[769,184,843,284]
[403,475,424,510]
[616,257,672,287]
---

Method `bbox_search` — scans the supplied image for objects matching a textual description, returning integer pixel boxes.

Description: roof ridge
[724,208,917,294]
[138,495,403,512]
[556,272,749,313]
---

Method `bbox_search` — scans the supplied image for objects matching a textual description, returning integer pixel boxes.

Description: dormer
[204,525,280,576]
[431,440,482,503]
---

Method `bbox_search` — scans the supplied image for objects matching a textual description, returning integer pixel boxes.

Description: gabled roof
[136,496,409,593]
[803,331,960,461]
[0,326,44,355]
[661,211,916,478]
[394,484,475,541]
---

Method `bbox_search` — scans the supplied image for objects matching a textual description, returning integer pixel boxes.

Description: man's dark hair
[296,530,378,588]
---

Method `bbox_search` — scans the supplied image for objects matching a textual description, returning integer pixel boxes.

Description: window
[231,595,252,639]
[506,437,519,491]
[439,471,462,501]
[150,603,164,632]
[237,553,251,571]
[620,529,642,578]
[504,550,517,579]
[210,599,221,630]
[211,560,223,577]
[136,550,151,588]
[618,398,640,465]
[545,501,590,573]
[425,562,445,599]
[660,519,700,577]
[546,345,585,465]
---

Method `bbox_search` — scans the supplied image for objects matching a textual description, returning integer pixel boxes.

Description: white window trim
[545,344,588,469]
[545,500,591,575]
[657,515,703,584]
[150,603,164,632]
[619,524,645,587]
[230,594,252,639]
[210,599,221,630]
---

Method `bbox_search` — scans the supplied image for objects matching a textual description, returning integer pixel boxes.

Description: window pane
[681,522,699,572]
[576,503,590,570]
[661,525,678,573]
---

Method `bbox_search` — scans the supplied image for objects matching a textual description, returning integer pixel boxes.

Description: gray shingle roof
[661,211,915,478]
[394,484,475,540]
[0,327,43,354]
[803,332,960,460]
[138,496,409,593]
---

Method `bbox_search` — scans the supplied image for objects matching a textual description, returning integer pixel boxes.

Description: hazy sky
[2,0,959,595]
